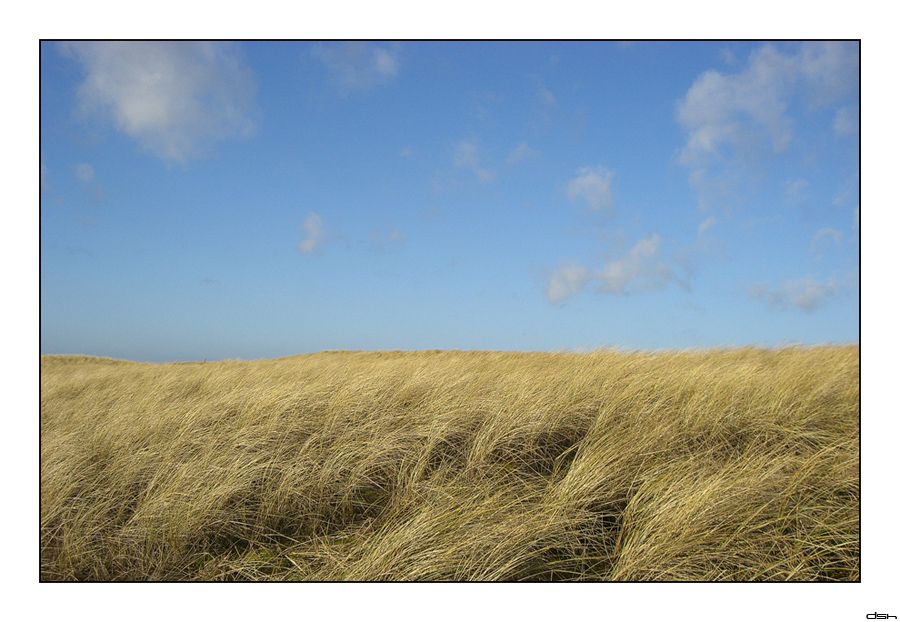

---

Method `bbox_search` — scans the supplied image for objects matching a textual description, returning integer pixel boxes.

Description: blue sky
[40,41,859,362]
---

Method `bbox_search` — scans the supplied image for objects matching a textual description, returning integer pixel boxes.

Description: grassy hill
[40,346,859,580]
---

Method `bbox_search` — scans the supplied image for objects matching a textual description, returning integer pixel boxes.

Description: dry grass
[40,346,859,581]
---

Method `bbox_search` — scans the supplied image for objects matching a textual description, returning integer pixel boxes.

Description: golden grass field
[40,346,859,581]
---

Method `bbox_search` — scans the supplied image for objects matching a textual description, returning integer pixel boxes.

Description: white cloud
[298,212,325,254]
[676,42,858,210]
[506,142,540,164]
[749,275,844,312]
[565,165,614,213]
[676,44,794,169]
[453,139,495,182]
[545,261,593,304]
[312,42,400,90]
[60,41,257,162]
[785,278,840,310]
[596,234,673,294]
[74,163,94,182]
[544,234,680,304]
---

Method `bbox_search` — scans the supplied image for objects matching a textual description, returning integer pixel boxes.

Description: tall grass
[40,346,859,580]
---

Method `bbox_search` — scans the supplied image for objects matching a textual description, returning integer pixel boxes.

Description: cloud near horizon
[545,234,680,304]
[748,275,847,312]
[60,41,258,162]
[545,261,593,305]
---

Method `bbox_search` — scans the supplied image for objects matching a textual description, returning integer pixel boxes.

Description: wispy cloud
[506,142,540,165]
[565,165,614,214]
[698,215,717,234]
[74,163,94,182]
[810,228,843,254]
[831,179,858,208]
[298,211,325,254]
[544,234,681,304]
[748,275,847,312]
[73,162,103,203]
[595,234,674,294]
[782,178,810,205]
[312,42,400,91]
[369,227,406,252]
[545,261,593,305]
[718,47,738,66]
[453,139,495,182]
[469,90,504,122]
[60,41,258,162]
[676,42,858,211]
[675,46,793,210]
[796,42,861,106]
[833,105,859,136]
[538,86,557,110]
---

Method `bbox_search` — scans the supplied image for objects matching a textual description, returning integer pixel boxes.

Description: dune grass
[40,346,859,581]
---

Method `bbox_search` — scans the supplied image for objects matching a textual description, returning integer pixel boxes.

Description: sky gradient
[40,41,860,362]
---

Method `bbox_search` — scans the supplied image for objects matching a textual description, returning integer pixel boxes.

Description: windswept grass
[40,346,859,581]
